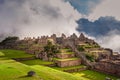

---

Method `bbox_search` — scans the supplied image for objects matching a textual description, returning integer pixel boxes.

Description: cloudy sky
[0,0,120,52]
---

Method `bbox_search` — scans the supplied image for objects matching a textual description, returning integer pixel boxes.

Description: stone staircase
[54,49,81,67]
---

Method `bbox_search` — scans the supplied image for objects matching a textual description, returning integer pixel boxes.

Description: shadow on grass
[18,75,43,80]
[19,75,32,78]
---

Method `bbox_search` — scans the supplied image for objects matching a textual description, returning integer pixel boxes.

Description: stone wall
[56,59,81,67]
[56,53,75,59]
[94,60,120,77]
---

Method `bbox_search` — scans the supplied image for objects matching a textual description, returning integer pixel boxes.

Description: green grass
[0,57,88,80]
[63,51,74,54]
[53,58,79,61]
[20,59,54,66]
[0,58,42,80]
[0,50,89,80]
[51,65,86,71]
[31,65,89,80]
[0,49,34,58]
[73,70,120,80]
[0,49,119,80]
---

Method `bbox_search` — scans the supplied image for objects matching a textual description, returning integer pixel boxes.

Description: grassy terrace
[73,70,119,80]
[0,58,87,80]
[51,65,86,71]
[0,49,119,80]
[20,59,54,66]
[60,51,74,54]
[0,57,42,80]
[31,65,88,80]
[60,48,74,54]
[0,49,34,58]
[53,58,79,61]
[0,50,88,80]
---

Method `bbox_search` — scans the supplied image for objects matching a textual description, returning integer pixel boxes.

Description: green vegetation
[20,59,54,66]
[0,58,87,80]
[83,44,100,48]
[31,65,88,80]
[85,54,95,62]
[73,70,119,80]
[60,48,74,54]
[77,44,100,52]
[44,41,60,57]
[0,58,42,80]
[52,65,86,71]
[0,49,34,58]
[0,50,88,80]
[53,57,79,61]
[0,36,19,45]
[77,45,85,51]
[0,49,119,80]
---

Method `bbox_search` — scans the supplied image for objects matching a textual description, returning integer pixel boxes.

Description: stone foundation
[56,53,75,59]
[94,60,120,77]
[56,59,81,67]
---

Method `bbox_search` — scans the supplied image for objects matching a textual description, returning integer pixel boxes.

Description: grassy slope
[51,65,86,71]
[0,49,119,80]
[0,49,34,58]
[31,65,89,80]
[0,58,88,80]
[60,49,74,54]
[0,50,88,80]
[0,58,42,80]
[20,59,54,66]
[53,58,79,61]
[73,70,119,80]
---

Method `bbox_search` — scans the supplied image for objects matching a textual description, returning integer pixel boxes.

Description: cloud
[75,0,120,52]
[97,30,120,52]
[76,16,120,52]
[65,0,103,15]
[77,16,120,37]
[0,0,81,40]
[88,0,120,21]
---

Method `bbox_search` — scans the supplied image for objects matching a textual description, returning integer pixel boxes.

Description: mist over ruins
[0,0,120,80]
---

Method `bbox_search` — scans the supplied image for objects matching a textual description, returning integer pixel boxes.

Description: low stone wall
[63,67,87,73]
[94,60,120,77]
[13,56,36,61]
[56,59,81,67]
[56,53,75,59]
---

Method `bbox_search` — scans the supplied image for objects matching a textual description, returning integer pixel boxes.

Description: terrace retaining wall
[56,53,75,59]
[56,59,81,67]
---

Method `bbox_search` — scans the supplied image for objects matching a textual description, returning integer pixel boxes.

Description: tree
[77,45,85,51]
[0,36,19,49]
[44,41,60,57]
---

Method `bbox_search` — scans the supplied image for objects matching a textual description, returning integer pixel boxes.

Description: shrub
[44,41,60,57]
[77,46,85,51]
[85,54,95,62]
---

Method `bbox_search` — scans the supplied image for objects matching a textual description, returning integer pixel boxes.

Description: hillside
[0,50,88,80]
[0,49,119,80]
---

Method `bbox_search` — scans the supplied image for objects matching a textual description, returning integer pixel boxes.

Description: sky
[0,0,120,52]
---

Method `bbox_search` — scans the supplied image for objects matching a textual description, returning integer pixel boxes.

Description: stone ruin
[0,33,120,77]
[55,50,81,67]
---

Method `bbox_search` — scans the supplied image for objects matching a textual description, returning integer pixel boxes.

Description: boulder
[27,71,36,77]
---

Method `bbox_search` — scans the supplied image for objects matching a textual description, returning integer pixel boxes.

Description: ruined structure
[0,33,120,77]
